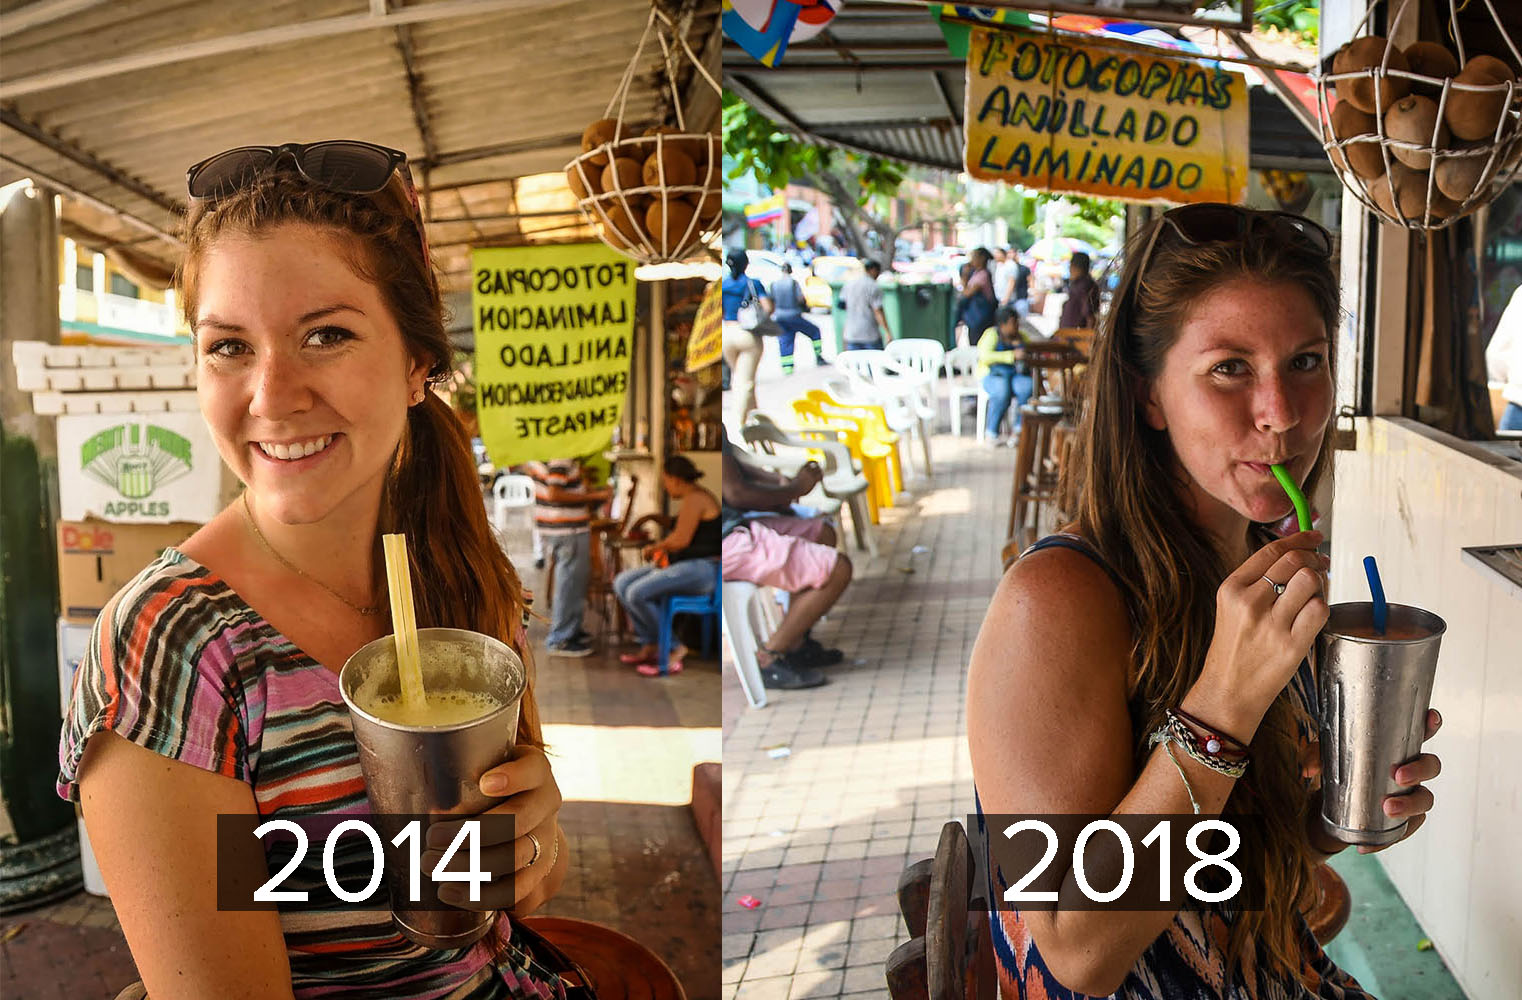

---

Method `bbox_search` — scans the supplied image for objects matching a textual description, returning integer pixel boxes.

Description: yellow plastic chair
[791,399,894,515]
[803,389,905,494]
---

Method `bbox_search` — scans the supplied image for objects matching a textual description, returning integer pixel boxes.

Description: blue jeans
[1500,402,1522,431]
[983,365,1034,437]
[613,559,716,645]
[844,339,882,351]
[775,314,821,367]
[545,532,590,646]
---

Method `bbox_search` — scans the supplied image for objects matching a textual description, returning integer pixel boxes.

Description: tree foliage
[720,91,904,202]
[1255,0,1318,46]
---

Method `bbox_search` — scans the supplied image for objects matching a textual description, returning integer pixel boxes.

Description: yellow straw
[382,533,427,710]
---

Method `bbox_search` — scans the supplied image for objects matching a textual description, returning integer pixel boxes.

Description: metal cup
[339,627,526,949]
[1315,603,1445,846]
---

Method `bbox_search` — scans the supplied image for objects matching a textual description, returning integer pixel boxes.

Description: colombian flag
[744,192,786,228]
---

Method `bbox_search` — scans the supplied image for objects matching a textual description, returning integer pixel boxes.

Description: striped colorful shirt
[57,549,563,1000]
[520,461,597,537]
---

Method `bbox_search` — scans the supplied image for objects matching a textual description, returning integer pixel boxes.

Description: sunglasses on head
[185,140,430,262]
[1112,203,1333,333]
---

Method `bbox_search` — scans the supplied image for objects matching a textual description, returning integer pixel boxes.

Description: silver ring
[1261,574,1287,596]
[526,831,542,867]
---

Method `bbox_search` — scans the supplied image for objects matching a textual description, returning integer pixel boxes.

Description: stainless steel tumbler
[339,627,526,949]
[1315,603,1445,846]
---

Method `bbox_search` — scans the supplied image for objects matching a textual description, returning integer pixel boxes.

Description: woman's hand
[1302,709,1442,855]
[1358,708,1442,854]
[423,745,563,913]
[1188,531,1329,740]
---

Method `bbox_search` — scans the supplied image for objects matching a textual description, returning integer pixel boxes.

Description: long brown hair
[1061,216,1339,983]
[176,169,542,751]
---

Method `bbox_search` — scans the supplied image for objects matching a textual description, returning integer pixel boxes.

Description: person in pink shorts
[721,438,854,690]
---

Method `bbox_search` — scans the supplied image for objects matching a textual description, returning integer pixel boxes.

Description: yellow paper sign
[472,244,635,466]
[686,282,722,373]
[964,27,1249,204]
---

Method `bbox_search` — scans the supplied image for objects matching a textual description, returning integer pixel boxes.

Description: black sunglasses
[1112,204,1333,333]
[185,140,429,261]
[186,140,409,201]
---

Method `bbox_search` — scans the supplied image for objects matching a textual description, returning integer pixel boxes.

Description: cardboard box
[58,519,196,622]
[55,409,222,523]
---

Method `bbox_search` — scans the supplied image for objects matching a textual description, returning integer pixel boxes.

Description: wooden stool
[1307,863,1352,945]
[885,821,995,1000]
[1007,405,1064,553]
[520,916,686,999]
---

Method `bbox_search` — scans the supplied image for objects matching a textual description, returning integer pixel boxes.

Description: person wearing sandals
[967,205,1440,997]
[613,455,721,675]
[56,141,568,999]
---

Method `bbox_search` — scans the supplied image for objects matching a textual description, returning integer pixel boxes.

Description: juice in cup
[339,627,525,949]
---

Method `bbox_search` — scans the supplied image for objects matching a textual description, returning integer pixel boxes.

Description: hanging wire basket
[565,5,722,263]
[1316,0,1522,230]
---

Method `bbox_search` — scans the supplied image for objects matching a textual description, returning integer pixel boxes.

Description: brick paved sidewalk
[721,426,1012,999]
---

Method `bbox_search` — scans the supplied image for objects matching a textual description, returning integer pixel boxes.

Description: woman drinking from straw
[967,205,1442,997]
[57,141,567,998]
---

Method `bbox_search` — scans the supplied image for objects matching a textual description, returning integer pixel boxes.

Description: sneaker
[546,639,594,658]
[760,658,829,690]
[794,636,844,667]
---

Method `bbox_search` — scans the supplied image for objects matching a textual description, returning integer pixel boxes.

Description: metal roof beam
[0,153,181,247]
[1,0,112,34]
[424,133,582,169]
[0,0,563,99]
[0,109,182,216]
[932,70,961,128]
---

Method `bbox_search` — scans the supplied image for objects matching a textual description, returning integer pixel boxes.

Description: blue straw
[1363,556,1388,635]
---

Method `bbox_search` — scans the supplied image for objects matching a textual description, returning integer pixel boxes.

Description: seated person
[720,437,853,690]
[613,456,720,676]
[979,304,1035,443]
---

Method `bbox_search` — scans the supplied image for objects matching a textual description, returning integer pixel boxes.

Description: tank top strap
[1019,532,1129,597]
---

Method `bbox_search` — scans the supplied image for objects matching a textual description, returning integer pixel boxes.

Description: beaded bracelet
[1149,713,1250,780]
[1172,708,1249,755]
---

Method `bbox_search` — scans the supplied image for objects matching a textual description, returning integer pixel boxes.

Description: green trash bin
[881,281,953,347]
[826,280,847,355]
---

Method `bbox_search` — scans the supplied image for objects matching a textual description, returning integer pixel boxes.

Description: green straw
[1271,464,1312,532]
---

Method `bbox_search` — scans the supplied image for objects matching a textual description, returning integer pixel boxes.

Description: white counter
[1330,417,1522,999]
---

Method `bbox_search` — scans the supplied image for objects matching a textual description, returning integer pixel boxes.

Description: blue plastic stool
[656,561,721,676]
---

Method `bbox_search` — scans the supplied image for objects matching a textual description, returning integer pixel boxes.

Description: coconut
[599,201,643,249]
[1434,144,1498,201]
[1333,36,1410,114]
[1403,42,1459,89]
[643,125,703,164]
[687,187,720,222]
[581,118,622,167]
[1330,102,1386,178]
[600,157,644,196]
[1366,161,1428,220]
[644,198,697,252]
[565,162,602,202]
[1444,55,1517,140]
[642,148,697,188]
[1385,94,1448,169]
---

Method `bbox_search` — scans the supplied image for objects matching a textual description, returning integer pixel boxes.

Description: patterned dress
[57,549,564,1000]
[978,534,1374,1000]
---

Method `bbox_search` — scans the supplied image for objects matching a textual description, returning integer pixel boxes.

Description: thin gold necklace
[240,493,381,616]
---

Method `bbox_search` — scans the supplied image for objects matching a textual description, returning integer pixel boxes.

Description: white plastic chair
[886,338,946,423]
[828,356,935,479]
[721,580,779,708]
[492,474,537,561]
[741,415,877,557]
[942,345,981,437]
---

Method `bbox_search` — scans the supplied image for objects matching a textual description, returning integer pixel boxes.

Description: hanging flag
[745,192,787,227]
[794,204,820,242]
[723,0,844,68]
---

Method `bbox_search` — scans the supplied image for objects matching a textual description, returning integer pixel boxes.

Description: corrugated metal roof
[0,0,721,290]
